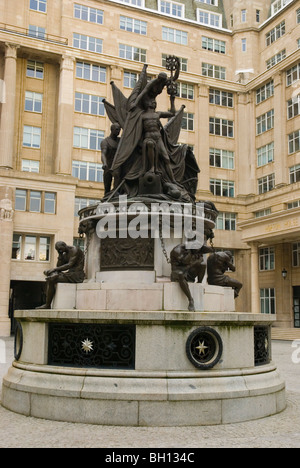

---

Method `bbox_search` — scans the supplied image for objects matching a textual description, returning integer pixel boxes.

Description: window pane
[15,189,27,211]
[29,191,41,212]
[12,234,22,260]
[44,193,56,214]
[24,236,36,260]
[39,236,50,261]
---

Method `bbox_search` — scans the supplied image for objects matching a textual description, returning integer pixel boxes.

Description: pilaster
[0,43,19,170]
[55,55,75,176]
[0,186,14,336]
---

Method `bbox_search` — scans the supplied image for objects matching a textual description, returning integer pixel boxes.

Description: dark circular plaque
[186,327,223,369]
[14,321,23,361]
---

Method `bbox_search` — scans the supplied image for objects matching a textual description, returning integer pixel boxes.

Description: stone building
[0,0,299,336]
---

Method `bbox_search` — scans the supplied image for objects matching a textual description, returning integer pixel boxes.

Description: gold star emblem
[81,338,94,354]
[195,340,208,355]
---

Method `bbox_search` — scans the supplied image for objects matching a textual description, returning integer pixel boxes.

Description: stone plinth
[52,282,236,312]
[2,309,286,426]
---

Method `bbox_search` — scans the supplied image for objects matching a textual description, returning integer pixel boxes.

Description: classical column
[0,43,19,169]
[55,55,75,175]
[0,186,14,336]
[249,242,260,313]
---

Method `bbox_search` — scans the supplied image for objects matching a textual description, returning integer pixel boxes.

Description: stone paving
[0,337,299,448]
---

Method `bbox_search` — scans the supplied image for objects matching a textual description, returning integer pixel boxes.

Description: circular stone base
[2,309,286,426]
[2,362,285,426]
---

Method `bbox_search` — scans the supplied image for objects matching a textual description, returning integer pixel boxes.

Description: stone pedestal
[2,308,285,426]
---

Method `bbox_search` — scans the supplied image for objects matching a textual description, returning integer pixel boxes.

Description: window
[202,63,226,80]
[23,126,41,148]
[15,189,27,211]
[72,161,103,182]
[24,235,36,260]
[12,234,22,260]
[256,10,260,22]
[12,234,51,262]
[292,242,300,266]
[202,36,226,54]
[287,200,300,210]
[258,174,275,194]
[287,63,300,86]
[260,288,276,315]
[271,0,293,16]
[30,0,47,13]
[259,247,275,271]
[26,60,44,79]
[288,130,300,154]
[162,26,188,45]
[28,25,46,39]
[73,33,103,53]
[124,71,138,88]
[75,93,105,116]
[118,0,144,6]
[73,238,85,251]
[290,164,300,184]
[44,192,56,214]
[21,159,40,173]
[181,112,194,131]
[197,9,222,28]
[256,81,274,104]
[25,91,43,113]
[162,54,187,72]
[216,212,236,231]
[74,3,103,24]
[29,191,41,212]
[119,44,146,62]
[176,82,194,100]
[210,179,235,197]
[257,142,274,167]
[255,209,271,218]
[209,89,233,107]
[256,110,274,135]
[287,96,300,119]
[158,1,184,18]
[209,148,234,169]
[197,0,218,4]
[76,62,106,83]
[241,38,247,52]
[241,9,247,22]
[266,49,286,69]
[74,197,102,216]
[15,189,56,214]
[268,52,286,71]
[297,8,300,24]
[120,15,147,34]
[73,127,105,151]
[209,117,234,137]
[266,21,285,46]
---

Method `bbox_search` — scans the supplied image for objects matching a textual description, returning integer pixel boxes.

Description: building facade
[0,0,299,336]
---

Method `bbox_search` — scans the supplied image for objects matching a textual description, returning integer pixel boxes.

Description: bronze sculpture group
[36,56,242,310]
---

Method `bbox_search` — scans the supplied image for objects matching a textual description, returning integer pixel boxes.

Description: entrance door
[293,286,300,328]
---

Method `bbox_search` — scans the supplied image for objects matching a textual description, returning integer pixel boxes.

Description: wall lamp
[282,268,287,280]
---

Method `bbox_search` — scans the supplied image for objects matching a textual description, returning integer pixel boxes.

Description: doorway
[9,281,46,333]
[293,286,300,328]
